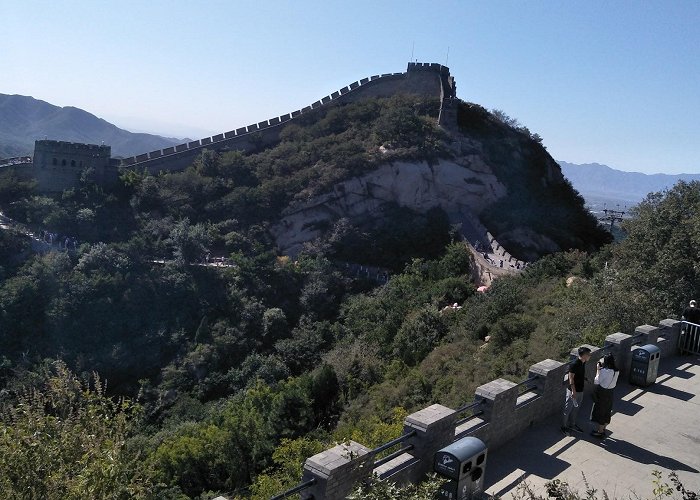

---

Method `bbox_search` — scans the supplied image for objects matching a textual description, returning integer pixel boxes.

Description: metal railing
[514,375,540,408]
[680,321,700,355]
[369,430,417,469]
[454,400,484,426]
[270,431,419,498]
[373,444,415,469]
[270,478,316,500]
[515,375,540,396]
[514,375,539,392]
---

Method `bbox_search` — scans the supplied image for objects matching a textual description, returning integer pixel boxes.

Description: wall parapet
[118,62,454,171]
[294,318,682,500]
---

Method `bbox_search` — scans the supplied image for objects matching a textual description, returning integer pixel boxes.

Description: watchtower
[32,140,112,192]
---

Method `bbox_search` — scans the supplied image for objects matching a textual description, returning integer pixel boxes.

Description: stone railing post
[528,359,568,414]
[475,379,518,449]
[604,333,636,378]
[658,318,681,356]
[402,404,456,483]
[635,324,660,346]
[300,441,372,500]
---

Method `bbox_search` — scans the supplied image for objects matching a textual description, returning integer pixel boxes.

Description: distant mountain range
[558,161,700,203]
[0,94,186,158]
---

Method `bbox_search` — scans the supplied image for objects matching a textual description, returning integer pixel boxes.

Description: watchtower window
[52,158,57,165]
[61,159,66,166]
[70,160,76,167]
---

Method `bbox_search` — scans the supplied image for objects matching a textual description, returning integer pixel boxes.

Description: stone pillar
[528,359,568,415]
[658,319,681,356]
[475,379,518,449]
[604,333,636,378]
[402,404,456,482]
[634,324,660,346]
[301,441,372,500]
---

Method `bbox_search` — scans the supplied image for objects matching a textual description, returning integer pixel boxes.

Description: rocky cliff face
[271,158,506,256]
[270,99,608,261]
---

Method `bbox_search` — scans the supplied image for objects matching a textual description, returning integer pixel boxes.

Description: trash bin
[629,344,661,387]
[434,436,487,500]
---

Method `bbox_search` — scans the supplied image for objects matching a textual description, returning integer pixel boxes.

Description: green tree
[167,217,213,265]
[0,361,155,499]
[245,437,326,500]
[0,169,35,207]
[613,181,700,316]
[393,306,448,365]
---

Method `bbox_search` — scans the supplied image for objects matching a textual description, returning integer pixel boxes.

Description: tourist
[590,354,619,438]
[562,346,591,434]
[682,300,700,325]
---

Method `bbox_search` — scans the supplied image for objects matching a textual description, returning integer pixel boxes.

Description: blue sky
[2,1,698,174]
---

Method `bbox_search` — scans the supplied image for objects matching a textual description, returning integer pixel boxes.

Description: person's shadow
[598,436,698,473]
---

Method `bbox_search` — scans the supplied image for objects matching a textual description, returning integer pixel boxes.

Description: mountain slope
[558,161,700,202]
[0,93,185,158]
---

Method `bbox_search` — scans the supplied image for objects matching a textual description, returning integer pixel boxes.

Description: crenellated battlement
[34,140,111,155]
[407,61,456,98]
[117,62,455,173]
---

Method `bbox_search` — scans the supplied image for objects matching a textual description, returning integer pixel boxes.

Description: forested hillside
[1,94,695,499]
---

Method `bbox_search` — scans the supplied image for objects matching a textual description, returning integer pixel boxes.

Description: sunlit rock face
[271,159,506,257]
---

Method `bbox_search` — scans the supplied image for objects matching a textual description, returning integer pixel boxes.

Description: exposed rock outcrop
[271,159,506,256]
[270,93,609,262]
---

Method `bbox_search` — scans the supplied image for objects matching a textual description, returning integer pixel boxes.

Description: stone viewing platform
[270,319,699,499]
[485,352,700,498]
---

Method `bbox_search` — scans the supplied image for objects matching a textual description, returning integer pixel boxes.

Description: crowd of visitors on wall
[0,156,32,166]
[41,230,79,250]
[474,239,527,270]
[203,254,234,267]
[339,261,389,283]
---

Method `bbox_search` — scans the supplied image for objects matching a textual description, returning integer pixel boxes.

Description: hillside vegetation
[0,94,693,499]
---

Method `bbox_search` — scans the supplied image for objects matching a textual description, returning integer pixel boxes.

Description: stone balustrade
[294,319,682,500]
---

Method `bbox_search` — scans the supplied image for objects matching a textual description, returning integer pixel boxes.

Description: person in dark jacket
[682,300,700,324]
[562,346,591,434]
[590,354,619,438]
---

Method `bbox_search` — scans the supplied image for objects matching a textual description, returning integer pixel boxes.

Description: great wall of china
[116,62,455,174]
[1,62,527,272]
[0,62,455,191]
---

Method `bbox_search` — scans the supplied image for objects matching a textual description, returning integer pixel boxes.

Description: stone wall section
[20,63,456,191]
[116,63,454,175]
[298,319,682,500]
